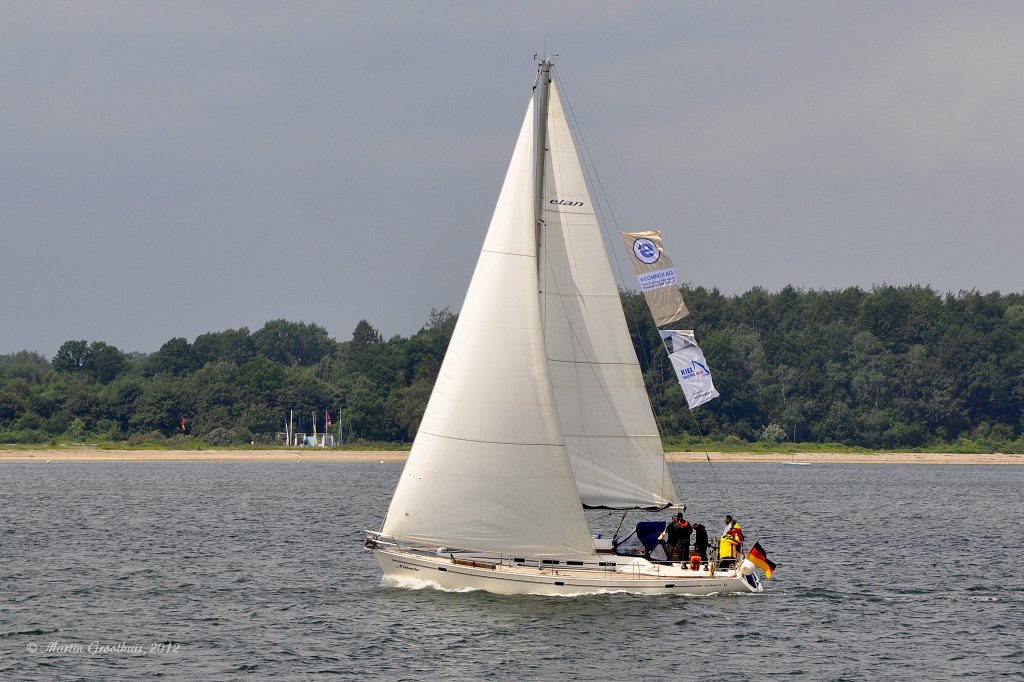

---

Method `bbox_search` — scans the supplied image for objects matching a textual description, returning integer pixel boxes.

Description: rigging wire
[687,408,729,507]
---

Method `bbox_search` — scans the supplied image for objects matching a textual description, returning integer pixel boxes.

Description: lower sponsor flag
[326,411,332,429]
[747,541,776,579]
[660,330,719,409]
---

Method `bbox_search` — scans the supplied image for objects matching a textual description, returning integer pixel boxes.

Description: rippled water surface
[2,461,1022,680]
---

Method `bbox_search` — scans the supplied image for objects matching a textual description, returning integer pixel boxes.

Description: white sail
[381,99,597,557]
[540,82,678,510]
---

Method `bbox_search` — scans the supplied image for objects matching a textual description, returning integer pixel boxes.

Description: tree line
[1,286,1022,451]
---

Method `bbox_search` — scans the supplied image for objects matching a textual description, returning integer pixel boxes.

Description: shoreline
[0,448,1020,464]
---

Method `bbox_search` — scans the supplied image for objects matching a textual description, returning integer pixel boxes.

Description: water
[2,461,1022,680]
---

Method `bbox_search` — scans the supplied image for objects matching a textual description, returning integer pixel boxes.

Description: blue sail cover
[635,521,667,554]
[615,521,668,558]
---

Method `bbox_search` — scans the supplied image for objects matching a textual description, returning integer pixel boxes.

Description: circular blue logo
[633,238,660,264]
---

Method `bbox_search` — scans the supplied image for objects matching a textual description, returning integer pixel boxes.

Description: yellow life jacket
[719,535,738,559]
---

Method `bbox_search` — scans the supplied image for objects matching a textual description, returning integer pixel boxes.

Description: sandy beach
[0,448,1020,464]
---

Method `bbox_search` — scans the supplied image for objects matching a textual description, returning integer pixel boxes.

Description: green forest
[1,285,1022,452]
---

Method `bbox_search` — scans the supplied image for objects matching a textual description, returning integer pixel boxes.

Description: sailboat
[365,60,763,596]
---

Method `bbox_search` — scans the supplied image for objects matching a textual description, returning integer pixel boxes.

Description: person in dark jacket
[665,513,692,561]
[692,523,709,562]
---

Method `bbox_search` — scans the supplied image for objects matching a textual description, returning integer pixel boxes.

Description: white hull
[370,546,761,597]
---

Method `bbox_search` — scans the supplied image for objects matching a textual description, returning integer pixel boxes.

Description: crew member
[718,528,740,568]
[718,515,743,568]
[665,513,692,561]
[692,522,709,562]
[729,518,744,549]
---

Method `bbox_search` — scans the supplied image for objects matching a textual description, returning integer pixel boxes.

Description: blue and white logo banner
[621,231,688,327]
[660,330,719,409]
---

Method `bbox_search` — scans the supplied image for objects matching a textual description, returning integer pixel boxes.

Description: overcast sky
[3,2,1022,357]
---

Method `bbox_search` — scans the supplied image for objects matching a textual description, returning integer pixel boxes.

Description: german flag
[747,541,776,579]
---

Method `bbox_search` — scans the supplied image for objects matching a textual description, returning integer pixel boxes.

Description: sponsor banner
[637,267,678,292]
[660,330,719,409]
[621,231,688,327]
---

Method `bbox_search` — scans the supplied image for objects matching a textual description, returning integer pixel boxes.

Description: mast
[534,59,553,263]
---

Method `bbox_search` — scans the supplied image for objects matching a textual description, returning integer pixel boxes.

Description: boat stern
[738,559,764,592]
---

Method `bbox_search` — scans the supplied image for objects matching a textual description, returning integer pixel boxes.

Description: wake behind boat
[365,59,773,596]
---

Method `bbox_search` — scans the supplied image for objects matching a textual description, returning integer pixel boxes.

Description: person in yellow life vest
[718,532,740,568]
[718,516,743,568]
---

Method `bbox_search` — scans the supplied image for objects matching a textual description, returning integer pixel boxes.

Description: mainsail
[540,81,677,511]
